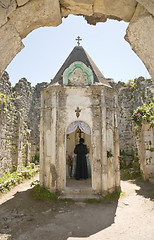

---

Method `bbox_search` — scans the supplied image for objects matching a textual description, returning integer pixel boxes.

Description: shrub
[132,102,154,128]
[0,163,39,193]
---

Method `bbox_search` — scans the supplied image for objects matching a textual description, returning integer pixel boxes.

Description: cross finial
[76,36,82,46]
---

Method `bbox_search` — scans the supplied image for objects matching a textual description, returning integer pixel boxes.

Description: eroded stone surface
[0,0,17,28]
[0,8,7,28]
[93,0,137,22]
[9,0,62,38]
[0,21,24,76]
[136,124,154,180]
[125,3,154,80]
[136,0,154,16]
[60,0,94,17]
[16,0,30,7]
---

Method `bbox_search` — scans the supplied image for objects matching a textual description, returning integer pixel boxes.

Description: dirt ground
[0,174,154,240]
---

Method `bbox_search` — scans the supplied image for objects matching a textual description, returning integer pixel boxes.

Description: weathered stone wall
[28,82,48,156]
[0,71,48,177]
[0,72,14,176]
[136,124,154,181]
[110,77,154,154]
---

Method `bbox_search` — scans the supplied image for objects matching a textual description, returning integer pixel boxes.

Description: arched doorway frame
[65,120,92,189]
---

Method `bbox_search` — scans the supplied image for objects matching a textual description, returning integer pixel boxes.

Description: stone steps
[62,187,94,195]
[59,187,101,201]
[59,194,101,201]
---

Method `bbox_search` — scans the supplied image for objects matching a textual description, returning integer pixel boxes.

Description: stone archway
[0,0,153,80]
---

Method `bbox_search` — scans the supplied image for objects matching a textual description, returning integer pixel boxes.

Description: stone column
[114,111,120,190]
[91,89,102,193]
[39,92,45,187]
[101,88,108,194]
[56,123,66,191]
[48,88,58,192]
[56,90,67,192]
[136,124,154,180]
[113,93,120,190]
[91,126,102,193]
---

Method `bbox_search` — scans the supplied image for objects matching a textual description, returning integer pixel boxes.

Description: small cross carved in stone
[75,107,81,118]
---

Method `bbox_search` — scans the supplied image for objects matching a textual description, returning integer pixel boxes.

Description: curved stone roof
[51,46,111,88]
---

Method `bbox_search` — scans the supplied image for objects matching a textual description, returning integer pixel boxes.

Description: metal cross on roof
[76,36,82,46]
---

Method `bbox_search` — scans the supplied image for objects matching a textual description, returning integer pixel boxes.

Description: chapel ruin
[40,45,120,195]
[0,70,153,189]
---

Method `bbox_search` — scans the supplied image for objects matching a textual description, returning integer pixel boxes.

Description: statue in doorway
[74,138,88,180]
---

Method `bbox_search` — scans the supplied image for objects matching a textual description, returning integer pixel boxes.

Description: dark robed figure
[74,138,88,180]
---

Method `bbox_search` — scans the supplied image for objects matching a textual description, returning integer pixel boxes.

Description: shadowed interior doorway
[66,121,92,189]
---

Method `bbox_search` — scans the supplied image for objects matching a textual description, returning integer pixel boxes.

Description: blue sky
[6,15,150,86]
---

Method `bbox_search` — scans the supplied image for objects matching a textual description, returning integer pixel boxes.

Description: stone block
[0,21,24,75]
[125,4,154,80]
[0,7,7,28]
[9,0,62,39]
[16,0,30,6]
[0,21,24,77]
[93,0,137,22]
[0,0,17,27]
[136,0,154,16]
[60,0,94,17]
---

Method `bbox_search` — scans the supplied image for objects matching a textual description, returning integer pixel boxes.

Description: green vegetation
[121,169,142,180]
[124,79,138,90]
[132,102,154,126]
[31,184,73,202]
[132,102,154,135]
[0,163,39,193]
[103,191,120,201]
[59,198,73,202]
[32,184,58,201]
[85,191,121,203]
[0,93,12,114]
[107,150,113,158]
[32,147,40,164]
[120,150,141,180]
[22,125,26,136]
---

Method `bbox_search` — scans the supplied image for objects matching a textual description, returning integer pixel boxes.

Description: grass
[121,169,141,180]
[31,185,74,202]
[103,191,120,201]
[59,198,74,202]
[31,184,58,201]
[85,191,122,203]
